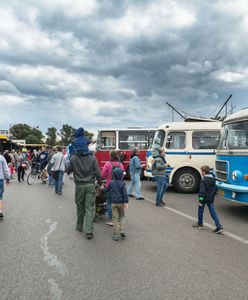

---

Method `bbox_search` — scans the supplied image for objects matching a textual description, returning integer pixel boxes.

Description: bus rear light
[243,175,248,180]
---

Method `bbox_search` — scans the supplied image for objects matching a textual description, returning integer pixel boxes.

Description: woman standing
[17,149,27,182]
[127,147,145,200]
[101,151,124,226]
[152,149,169,206]
[51,146,66,195]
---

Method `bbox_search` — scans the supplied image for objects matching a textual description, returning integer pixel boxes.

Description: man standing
[0,153,10,219]
[66,152,102,240]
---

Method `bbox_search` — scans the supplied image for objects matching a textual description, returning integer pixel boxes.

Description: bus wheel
[125,167,131,180]
[173,168,200,193]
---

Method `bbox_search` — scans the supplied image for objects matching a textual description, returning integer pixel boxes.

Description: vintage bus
[145,121,221,193]
[216,109,248,204]
[95,128,155,178]
[0,135,10,153]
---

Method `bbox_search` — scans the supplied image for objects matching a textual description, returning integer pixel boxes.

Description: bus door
[165,131,188,164]
[97,131,116,168]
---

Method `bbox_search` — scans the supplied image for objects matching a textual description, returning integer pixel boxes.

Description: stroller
[94,183,107,221]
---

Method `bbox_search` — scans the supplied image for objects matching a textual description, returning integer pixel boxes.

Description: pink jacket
[101,160,124,187]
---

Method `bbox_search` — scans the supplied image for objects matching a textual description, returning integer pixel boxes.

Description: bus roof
[157,122,221,131]
[0,135,9,140]
[99,128,155,132]
[223,108,248,125]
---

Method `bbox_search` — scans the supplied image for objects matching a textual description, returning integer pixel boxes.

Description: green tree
[46,127,57,146]
[84,130,94,141]
[60,124,75,145]
[10,123,44,144]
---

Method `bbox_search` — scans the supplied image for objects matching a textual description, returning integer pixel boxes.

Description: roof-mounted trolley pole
[166,102,186,120]
[214,94,232,119]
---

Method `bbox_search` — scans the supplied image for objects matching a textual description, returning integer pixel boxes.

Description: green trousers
[112,204,125,236]
[75,184,96,234]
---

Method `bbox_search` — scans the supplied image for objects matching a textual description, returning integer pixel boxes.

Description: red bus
[95,128,155,178]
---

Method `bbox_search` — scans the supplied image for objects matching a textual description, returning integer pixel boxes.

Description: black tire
[173,168,200,193]
[27,171,37,185]
[125,166,131,180]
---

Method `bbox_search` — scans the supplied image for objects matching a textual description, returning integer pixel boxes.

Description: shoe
[156,203,164,207]
[161,201,166,206]
[136,197,145,200]
[106,220,114,226]
[192,223,203,230]
[120,232,126,239]
[86,233,94,239]
[213,227,224,234]
[0,212,4,220]
[58,192,62,195]
[128,194,135,198]
[112,235,120,241]
[76,227,83,232]
[48,184,52,187]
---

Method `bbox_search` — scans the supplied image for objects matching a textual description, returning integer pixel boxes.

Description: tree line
[10,124,94,146]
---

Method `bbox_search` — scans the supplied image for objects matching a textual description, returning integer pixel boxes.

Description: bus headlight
[232,192,236,199]
[232,170,243,182]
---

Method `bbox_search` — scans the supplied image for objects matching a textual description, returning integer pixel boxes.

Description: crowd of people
[0,126,223,238]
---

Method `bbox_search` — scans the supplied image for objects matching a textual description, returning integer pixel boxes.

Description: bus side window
[166,132,186,149]
[100,131,116,149]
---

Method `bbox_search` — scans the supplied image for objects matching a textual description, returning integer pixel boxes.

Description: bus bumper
[217,181,248,204]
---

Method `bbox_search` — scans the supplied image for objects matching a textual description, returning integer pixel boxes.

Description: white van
[145,121,221,193]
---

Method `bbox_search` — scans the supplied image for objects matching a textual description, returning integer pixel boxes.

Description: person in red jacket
[101,151,124,226]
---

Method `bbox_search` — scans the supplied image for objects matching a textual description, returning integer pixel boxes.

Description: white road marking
[48,279,62,300]
[145,197,248,245]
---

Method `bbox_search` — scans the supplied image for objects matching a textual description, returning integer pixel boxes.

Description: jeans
[112,204,125,236]
[18,166,25,181]
[127,173,141,198]
[106,191,112,220]
[55,170,64,194]
[0,179,4,200]
[156,177,167,205]
[198,202,222,229]
[48,174,55,186]
[75,184,96,233]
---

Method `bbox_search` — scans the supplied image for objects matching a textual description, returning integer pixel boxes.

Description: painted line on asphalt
[145,197,248,245]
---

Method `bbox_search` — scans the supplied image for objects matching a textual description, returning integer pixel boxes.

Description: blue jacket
[73,127,91,154]
[106,168,129,204]
[130,155,142,175]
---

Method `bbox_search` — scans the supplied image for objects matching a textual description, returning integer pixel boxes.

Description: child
[8,163,15,181]
[104,167,129,241]
[0,154,10,220]
[72,127,91,155]
[152,137,162,158]
[193,165,223,234]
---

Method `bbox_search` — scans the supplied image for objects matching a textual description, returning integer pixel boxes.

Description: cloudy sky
[0,0,248,133]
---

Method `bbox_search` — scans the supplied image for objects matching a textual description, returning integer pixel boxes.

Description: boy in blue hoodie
[193,165,223,234]
[105,168,129,241]
[72,127,91,155]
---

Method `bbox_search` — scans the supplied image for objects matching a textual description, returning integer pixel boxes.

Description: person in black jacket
[193,165,223,234]
[104,167,129,241]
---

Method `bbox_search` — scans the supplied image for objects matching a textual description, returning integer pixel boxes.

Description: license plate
[219,190,225,197]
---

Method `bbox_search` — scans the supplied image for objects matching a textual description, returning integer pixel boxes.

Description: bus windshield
[220,121,248,150]
[152,130,165,148]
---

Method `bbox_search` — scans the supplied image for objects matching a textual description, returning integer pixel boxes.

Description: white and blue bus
[216,109,248,204]
[145,121,221,193]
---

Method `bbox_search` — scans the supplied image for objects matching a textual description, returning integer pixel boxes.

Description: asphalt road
[0,176,248,300]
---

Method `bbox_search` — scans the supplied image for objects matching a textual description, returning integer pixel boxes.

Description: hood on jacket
[113,167,124,180]
[74,127,85,138]
[203,174,216,186]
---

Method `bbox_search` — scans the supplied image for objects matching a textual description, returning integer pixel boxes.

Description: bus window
[220,121,248,150]
[166,132,186,149]
[152,130,165,148]
[100,131,116,149]
[119,131,149,150]
[192,131,220,149]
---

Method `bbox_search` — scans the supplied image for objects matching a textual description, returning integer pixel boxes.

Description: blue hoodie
[73,127,91,154]
[106,168,129,204]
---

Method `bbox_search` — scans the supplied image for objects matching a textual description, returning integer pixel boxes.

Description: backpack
[111,162,121,179]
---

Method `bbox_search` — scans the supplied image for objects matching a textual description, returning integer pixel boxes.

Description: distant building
[0,129,11,137]
[12,139,26,145]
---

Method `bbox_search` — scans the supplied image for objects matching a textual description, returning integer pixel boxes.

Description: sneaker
[86,233,94,239]
[136,197,145,200]
[106,220,114,226]
[192,223,203,230]
[156,203,164,207]
[58,192,62,195]
[128,194,135,198]
[161,201,166,206]
[213,227,224,234]
[76,227,83,232]
[112,235,120,241]
[120,232,126,239]
[0,212,4,220]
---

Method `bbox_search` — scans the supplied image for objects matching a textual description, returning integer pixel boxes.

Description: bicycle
[27,162,48,185]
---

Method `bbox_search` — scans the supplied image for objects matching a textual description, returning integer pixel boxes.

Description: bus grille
[215,160,228,182]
